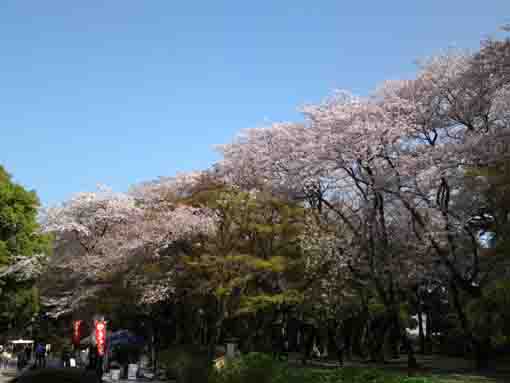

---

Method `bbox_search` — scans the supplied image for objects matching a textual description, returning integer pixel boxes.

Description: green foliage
[368,301,387,317]
[209,352,287,383]
[0,165,51,265]
[465,162,510,255]
[466,279,510,344]
[210,354,443,383]
[0,285,40,333]
[0,166,50,332]
[179,186,308,319]
[237,290,304,315]
[159,345,210,383]
[79,280,144,332]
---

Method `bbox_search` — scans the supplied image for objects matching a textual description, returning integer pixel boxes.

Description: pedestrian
[17,348,25,370]
[61,348,70,368]
[2,348,10,369]
[96,355,103,380]
[88,346,97,370]
[25,346,31,365]
[42,344,47,368]
[3,352,9,369]
[35,343,46,368]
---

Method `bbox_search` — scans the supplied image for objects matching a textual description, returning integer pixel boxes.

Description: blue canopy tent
[81,330,145,347]
[108,330,145,347]
[79,329,145,372]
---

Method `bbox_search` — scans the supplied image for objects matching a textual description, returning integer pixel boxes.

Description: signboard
[72,320,82,347]
[94,320,107,356]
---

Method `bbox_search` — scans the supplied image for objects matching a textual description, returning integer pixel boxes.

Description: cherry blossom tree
[215,36,510,366]
[41,180,216,314]
[43,186,141,274]
[33,31,510,368]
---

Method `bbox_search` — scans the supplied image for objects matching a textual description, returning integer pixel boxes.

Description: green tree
[0,165,50,264]
[0,165,51,334]
[159,184,308,358]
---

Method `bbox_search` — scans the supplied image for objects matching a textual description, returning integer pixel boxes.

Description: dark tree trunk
[449,280,492,370]
[401,331,418,369]
[417,311,425,354]
[474,339,491,370]
[389,321,400,359]
[343,319,353,360]
[367,318,388,363]
[392,309,417,369]
[425,307,433,354]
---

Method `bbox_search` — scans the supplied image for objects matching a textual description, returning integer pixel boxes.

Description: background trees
[0,165,51,337]
[35,33,510,371]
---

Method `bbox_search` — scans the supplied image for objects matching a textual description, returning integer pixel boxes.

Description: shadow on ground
[287,354,510,383]
[14,368,100,383]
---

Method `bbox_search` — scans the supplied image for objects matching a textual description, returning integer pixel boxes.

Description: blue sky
[1,1,508,206]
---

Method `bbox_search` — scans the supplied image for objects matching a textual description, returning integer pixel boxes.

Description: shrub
[159,345,210,383]
[210,352,288,383]
[209,357,442,383]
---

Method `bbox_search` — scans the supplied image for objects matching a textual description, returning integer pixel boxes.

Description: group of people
[268,320,347,366]
[87,345,104,378]
[61,348,73,368]
[0,342,57,371]
[16,346,32,370]
[0,346,11,369]
[14,343,48,370]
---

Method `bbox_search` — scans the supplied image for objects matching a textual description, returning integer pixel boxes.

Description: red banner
[72,320,82,346]
[94,320,107,356]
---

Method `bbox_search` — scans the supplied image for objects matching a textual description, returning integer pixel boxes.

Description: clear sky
[1,1,508,206]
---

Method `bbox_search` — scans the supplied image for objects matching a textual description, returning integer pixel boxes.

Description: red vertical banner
[72,320,82,347]
[94,320,107,356]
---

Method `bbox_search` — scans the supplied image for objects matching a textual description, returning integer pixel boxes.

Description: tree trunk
[449,280,491,370]
[417,311,425,354]
[367,319,387,363]
[392,309,417,369]
[425,308,432,354]
[474,339,491,370]
[357,321,369,359]
[389,321,400,359]
[401,331,418,369]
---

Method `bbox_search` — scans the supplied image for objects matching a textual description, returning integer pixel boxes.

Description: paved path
[0,370,16,383]
[0,358,31,383]
[16,368,101,383]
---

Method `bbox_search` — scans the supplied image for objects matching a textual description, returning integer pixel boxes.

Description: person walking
[25,346,32,365]
[61,348,71,368]
[0,346,4,369]
[17,348,26,370]
[35,343,46,368]
[2,349,10,369]
[41,343,47,368]
[87,346,97,371]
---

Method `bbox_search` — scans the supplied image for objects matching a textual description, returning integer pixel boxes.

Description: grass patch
[209,353,502,383]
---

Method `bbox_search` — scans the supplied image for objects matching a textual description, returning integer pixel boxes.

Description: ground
[288,354,510,383]
[0,358,99,383]
[2,353,509,383]
[15,368,100,383]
